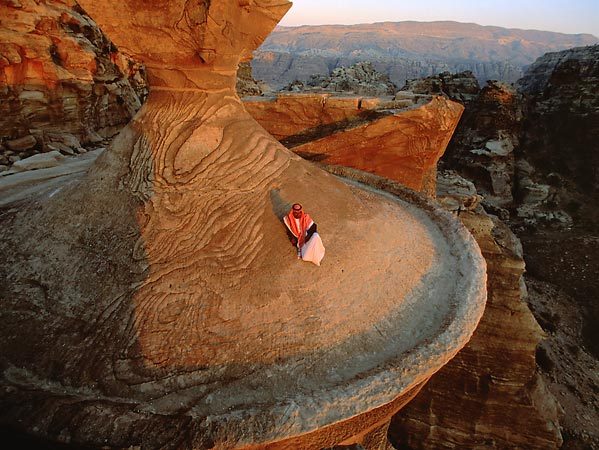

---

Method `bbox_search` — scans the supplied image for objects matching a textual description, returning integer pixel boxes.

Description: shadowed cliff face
[517,45,599,229]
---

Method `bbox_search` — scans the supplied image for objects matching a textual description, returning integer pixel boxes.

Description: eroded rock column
[0,1,487,448]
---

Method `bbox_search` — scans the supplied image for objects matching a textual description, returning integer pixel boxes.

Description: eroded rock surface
[389,172,563,449]
[245,94,464,197]
[0,0,146,170]
[517,45,599,230]
[236,61,263,97]
[0,1,486,448]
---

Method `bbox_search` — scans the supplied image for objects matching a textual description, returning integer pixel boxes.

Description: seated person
[283,203,325,266]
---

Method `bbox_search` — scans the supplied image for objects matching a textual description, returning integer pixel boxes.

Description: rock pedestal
[0,1,486,448]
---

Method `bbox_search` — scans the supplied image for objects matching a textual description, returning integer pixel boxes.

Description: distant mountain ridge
[252,21,598,89]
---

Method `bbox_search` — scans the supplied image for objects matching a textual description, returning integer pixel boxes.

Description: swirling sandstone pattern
[0,1,486,448]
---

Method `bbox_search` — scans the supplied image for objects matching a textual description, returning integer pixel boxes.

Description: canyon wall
[517,45,599,229]
[389,184,563,448]
[0,0,145,171]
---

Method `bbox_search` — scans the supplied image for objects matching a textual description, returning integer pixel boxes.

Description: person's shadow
[269,189,293,221]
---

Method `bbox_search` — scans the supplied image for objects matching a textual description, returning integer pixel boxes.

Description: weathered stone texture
[236,61,263,97]
[388,175,562,449]
[244,93,386,141]
[440,79,522,216]
[516,45,599,228]
[0,1,486,449]
[0,0,145,164]
[246,95,463,197]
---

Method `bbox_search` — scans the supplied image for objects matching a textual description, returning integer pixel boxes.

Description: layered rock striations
[0,1,486,448]
[389,180,563,448]
[0,0,146,170]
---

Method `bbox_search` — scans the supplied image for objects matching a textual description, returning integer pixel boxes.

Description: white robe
[300,233,325,266]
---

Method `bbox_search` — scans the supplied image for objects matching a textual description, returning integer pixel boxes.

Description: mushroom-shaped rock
[0,1,486,448]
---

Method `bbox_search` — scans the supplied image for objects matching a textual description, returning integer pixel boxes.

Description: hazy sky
[280,0,599,37]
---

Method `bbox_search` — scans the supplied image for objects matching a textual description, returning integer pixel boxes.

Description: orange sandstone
[245,95,464,197]
[0,1,486,448]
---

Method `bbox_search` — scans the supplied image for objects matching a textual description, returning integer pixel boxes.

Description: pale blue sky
[280,0,599,37]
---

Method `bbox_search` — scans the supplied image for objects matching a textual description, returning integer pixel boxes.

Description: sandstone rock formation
[236,61,263,97]
[0,0,146,171]
[252,21,598,89]
[0,1,486,448]
[283,62,396,97]
[389,172,563,449]
[517,45,599,230]
[245,93,463,197]
[244,93,382,141]
[427,76,522,217]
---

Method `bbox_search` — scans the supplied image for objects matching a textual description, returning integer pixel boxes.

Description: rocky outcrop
[389,172,563,449]
[252,21,598,89]
[283,62,396,97]
[516,45,599,230]
[439,79,522,217]
[398,72,522,215]
[0,1,487,449]
[236,61,263,97]
[244,94,382,141]
[245,93,464,197]
[401,71,481,104]
[0,0,146,170]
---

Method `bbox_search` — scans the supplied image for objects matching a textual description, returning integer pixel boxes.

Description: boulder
[8,150,66,172]
[6,135,37,152]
